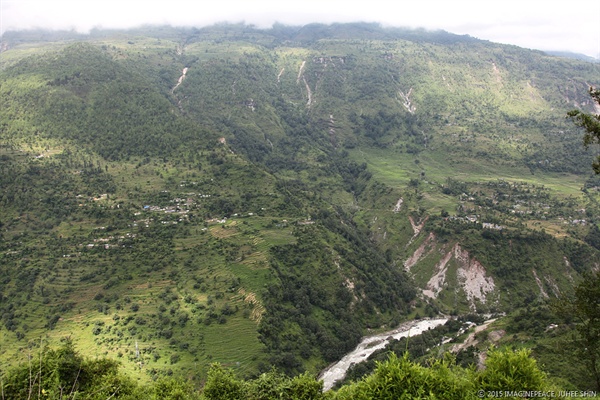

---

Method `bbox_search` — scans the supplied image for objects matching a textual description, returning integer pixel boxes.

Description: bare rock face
[454,244,495,305]
[406,237,496,310]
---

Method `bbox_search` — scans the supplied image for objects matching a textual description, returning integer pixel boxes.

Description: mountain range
[1,22,599,390]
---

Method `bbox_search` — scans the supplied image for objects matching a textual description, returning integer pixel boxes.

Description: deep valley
[1,23,599,397]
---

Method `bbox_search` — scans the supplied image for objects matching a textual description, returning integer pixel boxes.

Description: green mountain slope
[1,23,599,388]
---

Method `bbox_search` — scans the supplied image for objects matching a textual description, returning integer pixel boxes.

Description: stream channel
[318,317,448,391]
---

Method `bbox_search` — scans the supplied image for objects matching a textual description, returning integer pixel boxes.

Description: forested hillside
[1,23,599,394]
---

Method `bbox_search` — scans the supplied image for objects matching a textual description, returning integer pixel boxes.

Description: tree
[202,364,245,400]
[476,347,547,391]
[567,87,600,173]
[554,271,600,390]
[0,340,142,399]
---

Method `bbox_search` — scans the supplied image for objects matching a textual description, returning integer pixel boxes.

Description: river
[319,317,448,391]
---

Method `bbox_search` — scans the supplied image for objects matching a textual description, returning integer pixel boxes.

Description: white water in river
[319,318,448,391]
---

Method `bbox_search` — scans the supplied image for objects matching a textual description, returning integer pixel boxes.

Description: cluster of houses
[453,179,591,232]
[81,232,137,250]
[74,184,315,253]
[446,215,504,230]
[312,56,346,64]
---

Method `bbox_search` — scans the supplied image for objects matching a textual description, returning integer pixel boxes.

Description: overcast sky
[1,0,599,59]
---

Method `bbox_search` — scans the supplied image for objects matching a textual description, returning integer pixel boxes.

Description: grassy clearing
[203,316,267,374]
[227,263,271,295]
[351,146,585,196]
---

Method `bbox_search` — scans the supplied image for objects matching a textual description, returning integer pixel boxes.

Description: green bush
[0,340,141,399]
[333,353,474,400]
[476,347,547,391]
[332,347,552,400]
[202,364,245,400]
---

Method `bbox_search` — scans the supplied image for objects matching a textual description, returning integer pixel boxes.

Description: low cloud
[2,0,599,58]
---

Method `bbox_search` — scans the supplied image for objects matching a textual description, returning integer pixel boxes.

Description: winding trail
[319,318,448,391]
